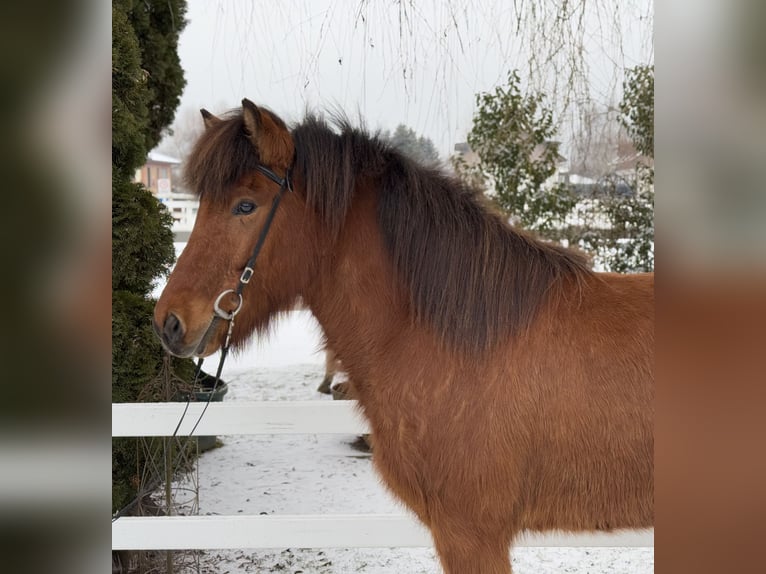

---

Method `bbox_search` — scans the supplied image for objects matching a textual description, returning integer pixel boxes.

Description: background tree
[619,65,654,159]
[579,65,654,272]
[112,0,193,515]
[341,0,651,174]
[456,67,654,272]
[459,70,577,234]
[567,103,622,180]
[381,124,440,165]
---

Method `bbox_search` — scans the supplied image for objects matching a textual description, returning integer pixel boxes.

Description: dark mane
[184,108,288,204]
[186,110,593,351]
[292,115,593,351]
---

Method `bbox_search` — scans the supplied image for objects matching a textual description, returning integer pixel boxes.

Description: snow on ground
[176,310,653,574]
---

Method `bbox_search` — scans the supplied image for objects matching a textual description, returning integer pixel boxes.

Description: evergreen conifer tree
[111,0,192,514]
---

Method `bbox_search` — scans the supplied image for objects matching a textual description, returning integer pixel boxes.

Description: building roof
[147,150,181,165]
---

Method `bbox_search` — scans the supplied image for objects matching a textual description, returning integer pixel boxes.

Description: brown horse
[153,100,654,574]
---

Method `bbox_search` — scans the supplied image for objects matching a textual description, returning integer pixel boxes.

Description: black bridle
[192,163,293,404]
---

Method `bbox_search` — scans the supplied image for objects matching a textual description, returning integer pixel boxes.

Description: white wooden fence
[111,401,654,551]
[156,191,198,236]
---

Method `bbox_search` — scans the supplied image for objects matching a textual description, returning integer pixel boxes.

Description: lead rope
[112,165,292,523]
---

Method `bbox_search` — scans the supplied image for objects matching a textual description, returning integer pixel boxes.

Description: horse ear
[241,98,294,168]
[200,109,221,130]
[241,99,263,138]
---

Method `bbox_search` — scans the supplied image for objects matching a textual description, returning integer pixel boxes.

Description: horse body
[153,100,653,573]
[304,191,653,568]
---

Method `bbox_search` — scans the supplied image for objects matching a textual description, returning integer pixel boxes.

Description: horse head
[153,100,320,357]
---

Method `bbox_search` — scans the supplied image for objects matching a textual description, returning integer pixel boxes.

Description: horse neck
[302,191,412,386]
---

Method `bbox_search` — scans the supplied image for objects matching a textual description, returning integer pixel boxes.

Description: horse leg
[430,524,512,574]
[316,349,336,394]
[316,373,333,394]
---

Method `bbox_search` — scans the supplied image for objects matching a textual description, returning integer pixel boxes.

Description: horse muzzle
[152,312,209,358]
[152,312,183,355]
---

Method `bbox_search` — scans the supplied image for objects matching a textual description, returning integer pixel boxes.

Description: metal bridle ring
[213,289,243,320]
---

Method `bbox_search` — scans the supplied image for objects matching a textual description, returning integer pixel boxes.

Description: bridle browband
[192,162,293,387]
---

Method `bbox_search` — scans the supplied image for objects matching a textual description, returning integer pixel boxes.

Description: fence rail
[111,401,654,550]
[112,400,369,437]
[113,514,653,550]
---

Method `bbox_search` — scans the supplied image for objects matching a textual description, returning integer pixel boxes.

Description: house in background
[135,150,180,195]
[612,136,653,182]
[134,150,199,240]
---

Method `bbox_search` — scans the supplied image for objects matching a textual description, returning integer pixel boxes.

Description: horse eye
[233,201,256,215]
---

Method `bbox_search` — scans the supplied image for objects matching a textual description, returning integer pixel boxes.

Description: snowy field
[153,244,653,573]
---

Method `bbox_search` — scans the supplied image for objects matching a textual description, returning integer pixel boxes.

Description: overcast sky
[172,0,653,159]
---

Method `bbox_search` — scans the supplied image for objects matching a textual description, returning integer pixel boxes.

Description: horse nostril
[163,312,185,346]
